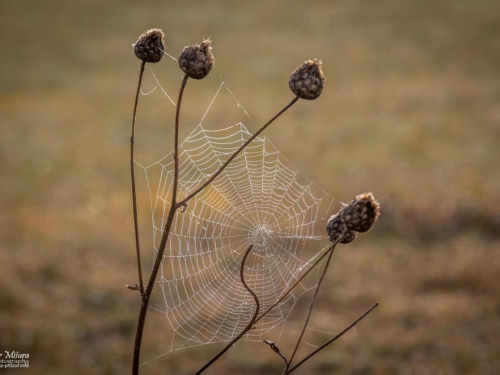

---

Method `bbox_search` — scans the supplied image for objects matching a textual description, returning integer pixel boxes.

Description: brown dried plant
[128,29,380,375]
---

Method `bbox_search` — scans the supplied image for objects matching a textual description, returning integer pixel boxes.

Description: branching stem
[132,74,188,375]
[130,78,323,375]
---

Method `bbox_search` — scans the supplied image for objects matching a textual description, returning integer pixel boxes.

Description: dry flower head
[342,192,380,233]
[178,39,214,80]
[289,59,325,100]
[133,28,166,63]
[326,212,358,244]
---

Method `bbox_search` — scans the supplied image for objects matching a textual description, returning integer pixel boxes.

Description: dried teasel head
[289,59,325,100]
[133,29,166,63]
[178,39,214,80]
[326,212,357,244]
[342,192,380,233]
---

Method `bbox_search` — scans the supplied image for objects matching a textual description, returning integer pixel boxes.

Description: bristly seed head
[326,212,357,244]
[342,192,380,233]
[178,39,214,80]
[133,29,166,64]
[289,59,325,100]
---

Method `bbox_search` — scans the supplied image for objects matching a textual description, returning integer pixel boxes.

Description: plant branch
[178,96,300,207]
[263,340,288,366]
[254,234,345,326]
[132,74,189,375]
[130,61,146,295]
[287,302,380,374]
[286,243,336,369]
[194,245,260,375]
[172,74,189,209]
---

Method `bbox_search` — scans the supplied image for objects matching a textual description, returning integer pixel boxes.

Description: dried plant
[127,28,381,375]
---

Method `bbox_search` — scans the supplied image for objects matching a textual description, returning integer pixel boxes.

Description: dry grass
[1,0,499,374]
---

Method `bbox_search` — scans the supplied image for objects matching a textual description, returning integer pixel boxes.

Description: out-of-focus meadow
[1,0,499,374]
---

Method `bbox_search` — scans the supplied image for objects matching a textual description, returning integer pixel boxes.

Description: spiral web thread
[137,69,337,362]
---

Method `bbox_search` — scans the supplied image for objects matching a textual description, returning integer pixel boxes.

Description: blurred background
[1,0,499,374]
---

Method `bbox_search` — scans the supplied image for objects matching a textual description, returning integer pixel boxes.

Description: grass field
[1,0,499,374]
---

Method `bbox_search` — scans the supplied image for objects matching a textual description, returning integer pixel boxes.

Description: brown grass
[1,0,499,374]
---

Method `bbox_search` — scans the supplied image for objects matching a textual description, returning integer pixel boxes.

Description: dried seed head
[342,192,380,233]
[178,39,214,80]
[133,29,166,63]
[289,59,325,100]
[326,212,357,244]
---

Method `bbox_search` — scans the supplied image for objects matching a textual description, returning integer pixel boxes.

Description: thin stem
[287,245,336,369]
[287,302,380,374]
[178,96,299,206]
[263,340,288,366]
[132,74,189,375]
[194,245,260,375]
[254,240,341,326]
[172,74,189,209]
[131,61,146,295]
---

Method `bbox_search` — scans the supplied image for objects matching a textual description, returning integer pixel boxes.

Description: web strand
[136,65,339,363]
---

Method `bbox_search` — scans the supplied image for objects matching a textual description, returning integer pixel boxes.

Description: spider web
[135,63,338,363]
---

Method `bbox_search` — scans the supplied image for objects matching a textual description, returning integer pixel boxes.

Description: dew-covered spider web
[135,61,340,363]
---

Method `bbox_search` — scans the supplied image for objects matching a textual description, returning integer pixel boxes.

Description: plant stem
[263,340,288,366]
[132,74,189,375]
[254,241,338,326]
[287,302,380,374]
[172,75,189,208]
[194,245,260,375]
[286,244,336,370]
[178,96,300,207]
[131,61,146,295]
[194,235,344,374]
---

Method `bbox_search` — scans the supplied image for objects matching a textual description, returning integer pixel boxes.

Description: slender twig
[286,244,336,370]
[178,96,300,207]
[287,302,380,374]
[194,245,260,375]
[254,236,343,326]
[263,340,288,366]
[172,74,189,209]
[130,61,146,296]
[132,74,189,375]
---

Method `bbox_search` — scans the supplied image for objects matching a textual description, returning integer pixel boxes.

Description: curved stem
[178,96,299,206]
[132,74,189,375]
[130,61,146,295]
[194,245,260,375]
